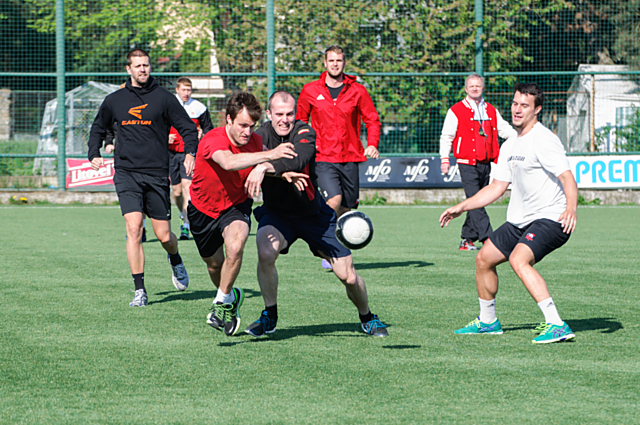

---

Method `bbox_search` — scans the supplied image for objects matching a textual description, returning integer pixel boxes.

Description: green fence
[1,0,640,189]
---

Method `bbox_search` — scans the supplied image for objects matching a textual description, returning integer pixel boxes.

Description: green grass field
[1,204,639,424]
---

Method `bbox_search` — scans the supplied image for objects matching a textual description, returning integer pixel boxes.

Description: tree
[613,0,640,68]
[22,0,217,75]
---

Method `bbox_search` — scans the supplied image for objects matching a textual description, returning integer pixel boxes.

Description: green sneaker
[532,322,575,344]
[224,288,245,336]
[207,302,231,331]
[454,317,503,335]
[179,224,190,240]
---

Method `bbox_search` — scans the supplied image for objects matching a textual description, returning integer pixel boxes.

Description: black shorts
[315,162,360,209]
[254,203,351,259]
[113,169,171,220]
[169,150,192,185]
[489,219,570,264]
[187,198,253,258]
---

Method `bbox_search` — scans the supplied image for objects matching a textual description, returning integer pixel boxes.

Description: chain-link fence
[1,0,639,189]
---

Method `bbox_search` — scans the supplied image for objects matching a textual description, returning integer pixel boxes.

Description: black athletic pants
[459,162,493,243]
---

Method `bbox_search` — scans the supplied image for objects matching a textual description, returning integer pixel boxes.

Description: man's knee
[256,227,284,264]
[224,239,246,262]
[476,245,502,270]
[508,250,534,275]
[257,242,279,264]
[152,221,172,244]
[172,184,182,198]
[332,257,358,285]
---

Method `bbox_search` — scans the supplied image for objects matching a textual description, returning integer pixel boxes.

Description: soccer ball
[335,211,374,250]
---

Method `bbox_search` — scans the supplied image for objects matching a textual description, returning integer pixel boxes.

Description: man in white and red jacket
[169,77,213,240]
[440,74,516,251]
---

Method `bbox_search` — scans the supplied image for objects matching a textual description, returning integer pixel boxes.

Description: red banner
[66,158,115,189]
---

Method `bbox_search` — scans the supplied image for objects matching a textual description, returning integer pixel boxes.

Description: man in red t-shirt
[188,92,297,336]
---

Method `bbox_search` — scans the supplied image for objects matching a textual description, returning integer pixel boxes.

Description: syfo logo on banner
[66,158,115,189]
[365,158,392,183]
[359,157,463,188]
[403,158,430,182]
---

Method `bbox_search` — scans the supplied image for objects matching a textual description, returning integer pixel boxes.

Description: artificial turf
[1,204,638,424]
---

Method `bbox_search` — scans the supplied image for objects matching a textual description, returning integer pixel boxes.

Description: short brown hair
[126,49,149,66]
[324,45,345,60]
[226,91,262,122]
[514,82,544,109]
[176,77,192,88]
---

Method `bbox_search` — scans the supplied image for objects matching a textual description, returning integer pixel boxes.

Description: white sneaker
[168,254,189,291]
[129,289,148,307]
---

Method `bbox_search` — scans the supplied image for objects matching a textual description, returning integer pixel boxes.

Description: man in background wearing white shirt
[440,74,517,250]
[439,82,578,344]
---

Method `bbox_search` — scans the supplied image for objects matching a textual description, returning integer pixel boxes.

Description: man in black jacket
[88,49,199,307]
[243,91,388,338]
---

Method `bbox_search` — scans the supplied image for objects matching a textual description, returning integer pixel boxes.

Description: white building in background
[567,64,640,153]
[154,0,224,98]
[35,82,120,176]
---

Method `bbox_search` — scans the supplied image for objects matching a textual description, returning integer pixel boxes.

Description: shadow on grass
[355,261,434,270]
[217,322,395,346]
[503,317,622,334]
[382,345,421,350]
[150,288,263,305]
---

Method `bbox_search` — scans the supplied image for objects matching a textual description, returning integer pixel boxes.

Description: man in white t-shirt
[439,83,578,344]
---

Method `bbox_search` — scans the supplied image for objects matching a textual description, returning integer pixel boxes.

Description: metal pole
[475,0,483,76]
[56,0,66,190]
[590,74,595,152]
[266,0,275,97]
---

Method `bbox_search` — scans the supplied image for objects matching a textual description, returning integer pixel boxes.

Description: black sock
[266,304,278,321]
[132,273,145,292]
[168,252,182,266]
[359,310,373,323]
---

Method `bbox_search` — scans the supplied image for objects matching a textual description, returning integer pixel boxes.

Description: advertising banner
[359,157,462,188]
[569,155,640,189]
[66,158,115,189]
[360,155,640,189]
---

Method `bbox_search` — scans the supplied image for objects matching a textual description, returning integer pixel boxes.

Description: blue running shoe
[361,314,388,337]
[532,322,575,344]
[245,310,277,337]
[454,317,503,335]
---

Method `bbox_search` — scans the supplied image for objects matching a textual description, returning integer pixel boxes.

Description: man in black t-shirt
[243,91,388,338]
[88,49,199,307]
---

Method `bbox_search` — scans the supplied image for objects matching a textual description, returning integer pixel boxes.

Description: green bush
[360,192,387,206]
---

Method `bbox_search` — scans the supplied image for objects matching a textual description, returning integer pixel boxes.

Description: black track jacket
[87,77,198,177]
[255,120,324,217]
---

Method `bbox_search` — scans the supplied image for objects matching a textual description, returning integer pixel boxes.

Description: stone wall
[0,188,638,205]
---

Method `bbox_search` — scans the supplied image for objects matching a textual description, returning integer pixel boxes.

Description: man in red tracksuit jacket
[297,45,381,216]
[297,45,381,269]
[440,74,516,251]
